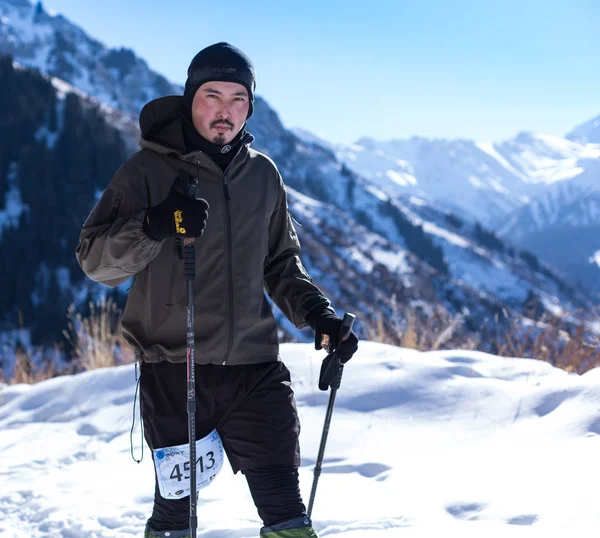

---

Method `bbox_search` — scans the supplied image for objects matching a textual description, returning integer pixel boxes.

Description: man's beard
[211,120,233,144]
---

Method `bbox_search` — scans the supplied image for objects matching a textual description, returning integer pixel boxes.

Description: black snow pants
[139,360,308,531]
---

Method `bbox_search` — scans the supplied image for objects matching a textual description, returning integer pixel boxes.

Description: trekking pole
[183,236,198,538]
[175,172,203,538]
[307,312,356,519]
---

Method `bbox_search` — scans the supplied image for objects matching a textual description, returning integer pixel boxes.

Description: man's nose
[218,101,232,118]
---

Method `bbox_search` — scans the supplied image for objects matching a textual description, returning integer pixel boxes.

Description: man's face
[191,81,250,145]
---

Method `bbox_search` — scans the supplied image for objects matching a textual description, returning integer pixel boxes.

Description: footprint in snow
[321,462,392,478]
[507,514,538,525]
[446,502,487,521]
[534,389,580,417]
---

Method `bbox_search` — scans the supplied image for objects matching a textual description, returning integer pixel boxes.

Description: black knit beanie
[183,42,256,119]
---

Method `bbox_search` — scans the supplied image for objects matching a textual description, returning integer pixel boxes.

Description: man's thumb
[314,329,323,350]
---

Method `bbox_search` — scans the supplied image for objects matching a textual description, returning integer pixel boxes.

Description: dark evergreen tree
[519,250,540,272]
[380,199,449,274]
[474,222,505,253]
[0,56,128,344]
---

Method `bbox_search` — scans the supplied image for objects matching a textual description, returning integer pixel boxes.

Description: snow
[538,294,566,318]
[495,133,597,186]
[1,2,53,71]
[421,221,472,250]
[349,249,375,273]
[0,185,26,234]
[467,175,484,188]
[0,162,27,238]
[34,125,59,148]
[30,262,51,307]
[408,196,427,207]
[1,0,180,121]
[370,247,411,274]
[501,178,600,238]
[572,120,600,143]
[55,266,71,292]
[385,169,417,187]
[2,342,600,537]
[489,178,510,195]
[476,142,530,182]
[286,188,413,284]
[364,184,389,202]
[50,76,88,100]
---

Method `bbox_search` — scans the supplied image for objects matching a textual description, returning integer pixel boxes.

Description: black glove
[144,181,209,241]
[306,306,359,363]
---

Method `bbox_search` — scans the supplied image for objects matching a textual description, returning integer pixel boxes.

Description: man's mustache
[211,120,234,129]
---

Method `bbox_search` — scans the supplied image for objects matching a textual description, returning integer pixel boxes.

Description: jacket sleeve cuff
[303,298,336,329]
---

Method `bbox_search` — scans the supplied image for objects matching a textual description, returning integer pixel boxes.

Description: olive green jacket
[76,96,329,365]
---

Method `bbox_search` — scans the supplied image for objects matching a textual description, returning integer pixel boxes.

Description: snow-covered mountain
[255,100,591,322]
[498,178,600,290]
[0,0,181,117]
[500,179,600,241]
[494,142,600,289]
[0,0,597,378]
[568,113,600,144]
[293,124,600,292]
[301,130,600,229]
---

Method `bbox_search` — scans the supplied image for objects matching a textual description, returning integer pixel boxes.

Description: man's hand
[143,181,209,241]
[306,307,359,363]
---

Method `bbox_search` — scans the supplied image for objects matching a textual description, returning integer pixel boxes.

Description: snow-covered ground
[2,342,600,537]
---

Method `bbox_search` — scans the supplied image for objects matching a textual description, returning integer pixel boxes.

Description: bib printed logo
[153,429,224,499]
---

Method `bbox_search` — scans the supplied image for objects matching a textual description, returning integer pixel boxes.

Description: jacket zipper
[221,177,234,365]
[218,137,251,366]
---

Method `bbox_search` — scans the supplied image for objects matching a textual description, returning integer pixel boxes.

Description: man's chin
[212,135,226,144]
[212,132,234,145]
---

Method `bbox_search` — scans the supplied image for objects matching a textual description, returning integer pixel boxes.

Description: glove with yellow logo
[143,181,209,241]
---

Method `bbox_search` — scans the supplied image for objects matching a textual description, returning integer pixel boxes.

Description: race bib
[153,429,224,499]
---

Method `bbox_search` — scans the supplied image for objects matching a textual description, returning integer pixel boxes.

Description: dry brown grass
[5,295,600,385]
[366,301,600,374]
[5,297,134,385]
[63,296,134,372]
[494,313,600,374]
[11,349,58,384]
[366,298,479,352]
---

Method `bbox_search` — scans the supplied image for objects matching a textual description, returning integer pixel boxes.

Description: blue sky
[43,0,600,145]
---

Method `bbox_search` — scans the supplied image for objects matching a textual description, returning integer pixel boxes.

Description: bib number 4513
[153,429,224,499]
[169,451,216,481]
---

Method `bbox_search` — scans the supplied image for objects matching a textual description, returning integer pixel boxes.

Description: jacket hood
[139,96,188,156]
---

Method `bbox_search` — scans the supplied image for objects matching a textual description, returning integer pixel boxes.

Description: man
[76,42,359,538]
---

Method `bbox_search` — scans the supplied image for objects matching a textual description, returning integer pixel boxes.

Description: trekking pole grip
[318,312,356,391]
[331,313,355,389]
[183,239,196,280]
[340,312,356,341]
